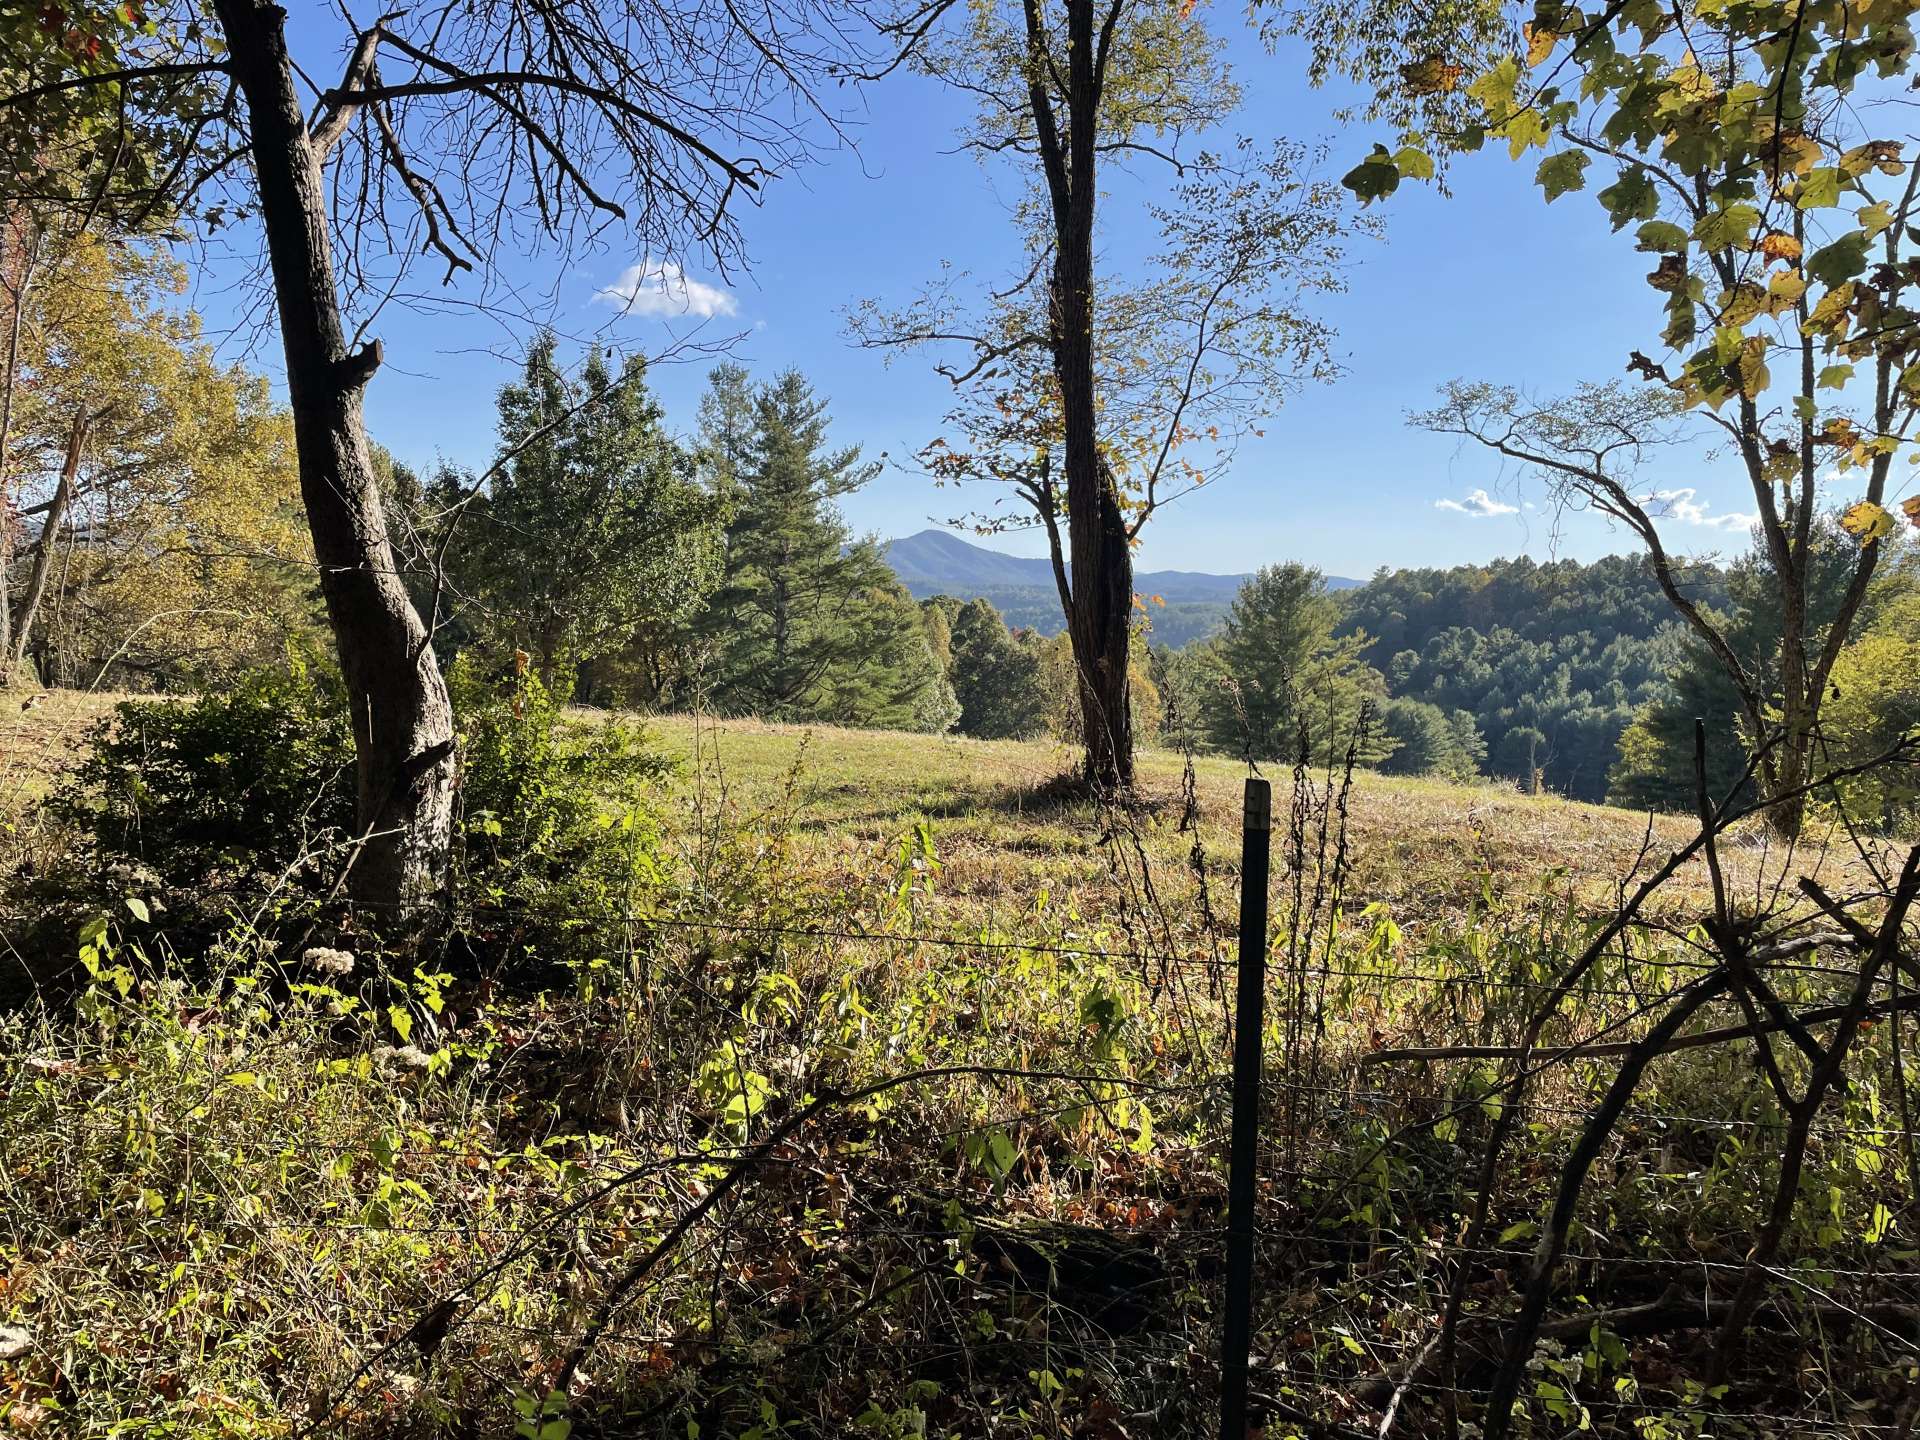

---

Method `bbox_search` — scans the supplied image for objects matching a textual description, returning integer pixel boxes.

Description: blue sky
[233,2,1779,579]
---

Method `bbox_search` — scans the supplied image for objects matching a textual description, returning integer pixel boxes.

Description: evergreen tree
[1447,709,1489,780]
[1379,698,1464,778]
[949,597,1046,738]
[1336,553,1719,800]
[697,367,955,730]
[448,334,723,696]
[1202,563,1390,765]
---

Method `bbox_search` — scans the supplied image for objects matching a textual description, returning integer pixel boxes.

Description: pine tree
[1201,563,1391,765]
[696,367,954,730]
[450,334,723,696]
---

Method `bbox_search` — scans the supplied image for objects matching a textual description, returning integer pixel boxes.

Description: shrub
[52,655,675,979]
[445,655,674,969]
[58,661,356,892]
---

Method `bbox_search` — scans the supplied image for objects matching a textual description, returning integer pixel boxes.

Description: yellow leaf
[1840,500,1896,545]
[1767,270,1807,312]
[1731,335,1771,398]
[1719,282,1766,325]
[1859,200,1895,241]
[1400,55,1464,94]
[1524,22,1556,66]
[1769,131,1824,177]
[1807,282,1856,336]
[1758,232,1802,264]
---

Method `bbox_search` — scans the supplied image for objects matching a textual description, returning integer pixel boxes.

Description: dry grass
[639,712,1884,937]
[3,691,1888,935]
[0,687,123,817]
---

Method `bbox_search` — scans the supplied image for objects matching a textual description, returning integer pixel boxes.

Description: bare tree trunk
[1044,0,1134,792]
[214,0,456,911]
[9,408,83,671]
[0,208,37,684]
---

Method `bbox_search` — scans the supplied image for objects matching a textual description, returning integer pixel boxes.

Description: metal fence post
[1220,775,1272,1440]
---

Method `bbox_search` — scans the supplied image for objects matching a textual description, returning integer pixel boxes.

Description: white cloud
[1435,488,1519,517]
[595,259,738,319]
[1641,487,1757,531]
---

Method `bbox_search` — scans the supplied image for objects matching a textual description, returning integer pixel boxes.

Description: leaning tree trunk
[1050,0,1134,793]
[9,408,84,673]
[215,0,456,910]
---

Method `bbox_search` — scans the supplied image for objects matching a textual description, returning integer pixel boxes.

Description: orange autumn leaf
[1759,232,1803,263]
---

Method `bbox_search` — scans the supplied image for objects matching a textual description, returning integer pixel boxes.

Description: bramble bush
[444,655,672,971]
[56,657,355,891]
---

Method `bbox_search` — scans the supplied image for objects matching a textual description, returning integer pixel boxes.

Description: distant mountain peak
[880,527,1355,597]
[878,528,1357,648]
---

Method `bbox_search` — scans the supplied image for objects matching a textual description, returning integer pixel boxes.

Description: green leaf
[1796,167,1843,210]
[1392,145,1435,180]
[1818,363,1855,389]
[1635,220,1689,253]
[1693,202,1759,251]
[1597,167,1658,229]
[1808,232,1871,286]
[1536,150,1591,201]
[1342,147,1402,204]
[124,896,149,923]
[986,1129,1017,1179]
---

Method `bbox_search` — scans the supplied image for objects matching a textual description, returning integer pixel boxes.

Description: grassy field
[5,689,1890,953]
[638,711,1877,931]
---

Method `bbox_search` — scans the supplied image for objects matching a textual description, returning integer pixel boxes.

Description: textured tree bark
[214,0,456,911]
[1044,0,1135,792]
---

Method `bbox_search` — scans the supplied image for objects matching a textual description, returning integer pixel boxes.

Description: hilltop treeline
[1333,553,1729,802]
[936,544,1915,822]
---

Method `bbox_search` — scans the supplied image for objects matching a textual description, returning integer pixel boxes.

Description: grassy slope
[637,712,1864,931]
[5,691,1879,928]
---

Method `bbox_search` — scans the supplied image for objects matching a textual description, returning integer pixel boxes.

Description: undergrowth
[0,705,1915,1439]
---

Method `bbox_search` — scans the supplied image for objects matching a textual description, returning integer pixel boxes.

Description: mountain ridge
[880,528,1358,601]
[877,529,1358,649]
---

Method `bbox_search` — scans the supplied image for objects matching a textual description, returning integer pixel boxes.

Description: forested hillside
[876,528,1361,648]
[1334,554,1731,801]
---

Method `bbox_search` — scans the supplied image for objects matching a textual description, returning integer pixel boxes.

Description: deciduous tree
[1,229,311,687]
[852,0,1362,790]
[1353,0,1920,832]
